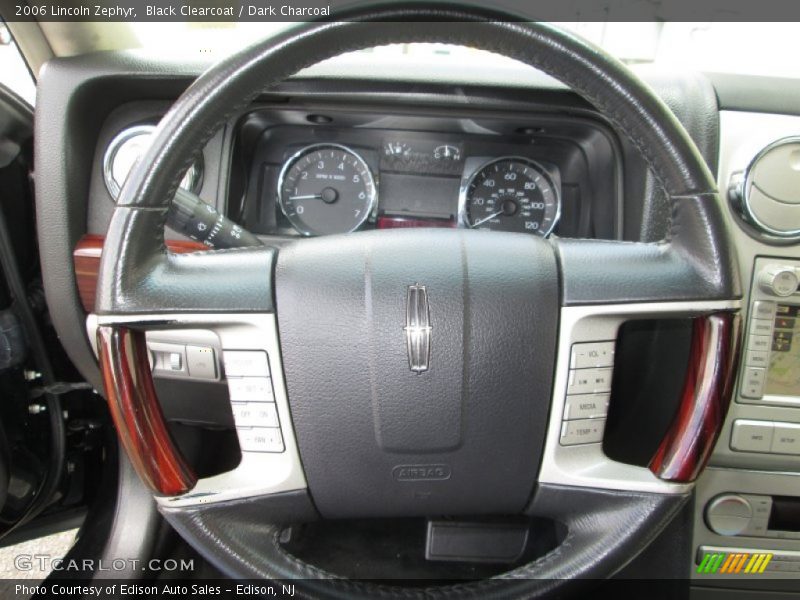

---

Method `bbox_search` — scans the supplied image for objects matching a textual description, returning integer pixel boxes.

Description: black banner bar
[2,0,800,22]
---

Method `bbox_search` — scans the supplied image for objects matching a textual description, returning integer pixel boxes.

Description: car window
[0,20,36,105]
[130,22,800,79]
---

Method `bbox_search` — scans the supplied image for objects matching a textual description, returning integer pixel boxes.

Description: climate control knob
[705,494,753,536]
[759,265,799,297]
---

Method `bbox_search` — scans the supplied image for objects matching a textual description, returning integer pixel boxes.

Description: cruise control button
[563,393,609,420]
[567,368,613,395]
[730,419,774,453]
[560,418,605,446]
[741,367,766,399]
[772,423,800,455]
[224,350,269,377]
[570,342,615,369]
[231,402,279,428]
[227,377,274,402]
[237,427,284,453]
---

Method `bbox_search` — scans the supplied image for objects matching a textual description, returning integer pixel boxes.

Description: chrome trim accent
[404,283,432,373]
[89,313,307,508]
[538,299,740,495]
[737,136,800,241]
[275,142,378,236]
[102,124,203,201]
[457,155,561,237]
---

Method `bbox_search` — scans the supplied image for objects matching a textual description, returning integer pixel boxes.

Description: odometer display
[460,157,560,236]
[277,144,377,236]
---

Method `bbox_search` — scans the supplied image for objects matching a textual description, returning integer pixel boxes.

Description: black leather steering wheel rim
[94,2,739,597]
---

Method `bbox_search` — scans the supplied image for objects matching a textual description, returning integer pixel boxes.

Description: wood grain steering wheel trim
[97,325,197,495]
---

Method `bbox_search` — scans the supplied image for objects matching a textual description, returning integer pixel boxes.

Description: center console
[693,112,800,587]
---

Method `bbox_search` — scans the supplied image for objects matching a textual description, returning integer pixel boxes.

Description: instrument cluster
[222,110,620,243]
[272,137,562,238]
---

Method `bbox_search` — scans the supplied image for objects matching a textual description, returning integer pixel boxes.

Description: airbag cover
[276,229,558,517]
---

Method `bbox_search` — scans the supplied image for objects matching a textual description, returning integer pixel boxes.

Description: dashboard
[92,104,622,243]
[31,49,800,593]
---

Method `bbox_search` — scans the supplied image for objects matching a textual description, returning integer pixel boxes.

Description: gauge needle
[471,209,504,228]
[289,194,323,200]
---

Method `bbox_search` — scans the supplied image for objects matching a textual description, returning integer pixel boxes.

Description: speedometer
[277,143,377,236]
[459,157,560,236]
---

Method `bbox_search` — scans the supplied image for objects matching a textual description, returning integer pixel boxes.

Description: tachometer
[459,157,560,236]
[277,143,377,236]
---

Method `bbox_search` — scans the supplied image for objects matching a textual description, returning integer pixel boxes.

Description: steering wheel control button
[227,377,274,402]
[232,403,279,428]
[560,418,606,446]
[570,342,615,369]
[741,367,767,399]
[731,419,774,453]
[771,423,800,455]
[186,345,217,379]
[223,350,269,377]
[567,367,613,395]
[705,494,753,536]
[237,427,284,453]
[563,393,610,421]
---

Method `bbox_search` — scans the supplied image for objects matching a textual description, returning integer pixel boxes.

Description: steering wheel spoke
[94,306,308,508]
[538,297,740,495]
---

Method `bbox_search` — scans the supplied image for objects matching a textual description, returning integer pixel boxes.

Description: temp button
[560,418,606,446]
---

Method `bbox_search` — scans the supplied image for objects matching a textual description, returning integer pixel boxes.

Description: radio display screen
[769,496,800,532]
[766,304,800,397]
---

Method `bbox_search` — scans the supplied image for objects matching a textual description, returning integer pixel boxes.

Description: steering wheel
[94,3,742,597]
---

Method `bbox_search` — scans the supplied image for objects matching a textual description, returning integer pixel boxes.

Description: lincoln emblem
[404,284,432,373]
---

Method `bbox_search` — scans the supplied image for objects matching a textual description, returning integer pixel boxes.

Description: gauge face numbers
[462,158,560,236]
[278,144,377,236]
[103,125,202,201]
